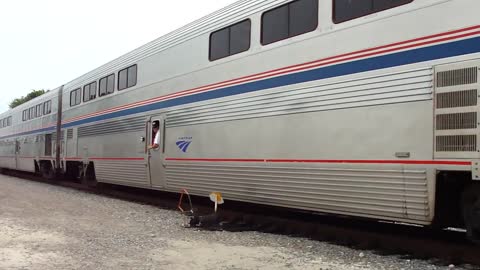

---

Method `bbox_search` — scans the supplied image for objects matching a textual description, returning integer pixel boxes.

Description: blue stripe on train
[63,36,480,129]
[3,36,480,139]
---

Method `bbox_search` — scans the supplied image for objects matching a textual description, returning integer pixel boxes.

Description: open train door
[148,114,166,189]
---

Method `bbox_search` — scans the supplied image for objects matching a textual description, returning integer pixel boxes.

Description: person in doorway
[148,121,160,150]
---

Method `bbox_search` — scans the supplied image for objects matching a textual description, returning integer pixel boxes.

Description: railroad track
[3,169,480,269]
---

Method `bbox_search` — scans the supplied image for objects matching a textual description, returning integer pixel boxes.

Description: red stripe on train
[165,158,471,166]
[62,25,480,124]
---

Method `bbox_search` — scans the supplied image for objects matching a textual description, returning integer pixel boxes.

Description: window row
[22,100,52,122]
[70,65,137,107]
[333,0,413,23]
[0,116,12,128]
[209,0,413,61]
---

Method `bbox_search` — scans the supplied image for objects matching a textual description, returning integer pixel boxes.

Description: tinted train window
[99,74,115,97]
[210,28,229,61]
[333,0,413,23]
[83,81,97,102]
[261,0,318,45]
[7,116,11,126]
[262,5,289,45]
[127,66,137,88]
[43,100,52,115]
[29,107,34,120]
[70,88,81,107]
[290,0,319,37]
[118,65,137,91]
[230,20,251,55]
[209,19,251,61]
[35,104,42,117]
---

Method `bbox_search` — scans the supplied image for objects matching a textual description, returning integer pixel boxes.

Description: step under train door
[433,60,480,159]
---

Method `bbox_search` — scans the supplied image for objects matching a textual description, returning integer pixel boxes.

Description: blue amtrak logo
[176,137,192,153]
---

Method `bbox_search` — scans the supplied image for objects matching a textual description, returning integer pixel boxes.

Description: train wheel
[461,185,480,244]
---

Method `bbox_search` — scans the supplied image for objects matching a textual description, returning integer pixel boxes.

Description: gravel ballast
[0,174,470,270]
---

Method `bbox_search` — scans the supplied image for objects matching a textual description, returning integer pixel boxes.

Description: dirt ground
[0,174,462,270]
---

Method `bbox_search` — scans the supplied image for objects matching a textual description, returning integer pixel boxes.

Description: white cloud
[0,0,238,113]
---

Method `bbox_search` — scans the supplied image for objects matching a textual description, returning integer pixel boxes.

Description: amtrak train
[1,0,480,242]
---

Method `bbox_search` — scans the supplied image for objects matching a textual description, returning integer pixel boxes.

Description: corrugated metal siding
[78,116,144,138]
[165,163,429,221]
[167,67,433,127]
[95,160,149,186]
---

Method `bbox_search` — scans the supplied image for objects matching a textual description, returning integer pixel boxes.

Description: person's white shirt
[153,130,160,146]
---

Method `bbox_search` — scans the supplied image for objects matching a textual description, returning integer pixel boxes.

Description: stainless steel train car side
[1,0,480,241]
[0,89,59,174]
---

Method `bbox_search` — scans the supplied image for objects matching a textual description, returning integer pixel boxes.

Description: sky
[0,0,238,113]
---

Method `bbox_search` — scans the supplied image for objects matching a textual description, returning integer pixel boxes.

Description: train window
[70,88,81,107]
[127,65,137,88]
[29,107,34,120]
[333,0,413,23]
[99,74,115,97]
[83,81,97,102]
[209,19,251,61]
[210,28,229,61]
[118,65,137,91]
[261,0,318,45]
[35,104,42,118]
[290,0,318,37]
[7,116,11,126]
[118,69,127,90]
[262,5,288,45]
[107,74,115,94]
[99,77,107,96]
[230,20,251,55]
[43,100,52,115]
[22,110,27,121]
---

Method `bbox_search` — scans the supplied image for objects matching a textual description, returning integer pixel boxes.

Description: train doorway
[14,139,20,169]
[148,114,166,189]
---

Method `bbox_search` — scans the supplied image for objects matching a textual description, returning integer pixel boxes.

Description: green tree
[9,89,47,109]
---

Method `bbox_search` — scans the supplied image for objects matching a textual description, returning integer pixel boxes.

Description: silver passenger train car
[1,0,480,241]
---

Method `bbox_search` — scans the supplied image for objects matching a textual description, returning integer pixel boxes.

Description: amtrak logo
[176,137,192,153]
